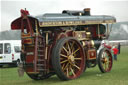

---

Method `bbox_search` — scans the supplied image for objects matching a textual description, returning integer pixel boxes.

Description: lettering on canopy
[39,20,115,27]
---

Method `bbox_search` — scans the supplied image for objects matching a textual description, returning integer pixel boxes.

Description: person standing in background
[112,46,119,61]
[117,43,121,54]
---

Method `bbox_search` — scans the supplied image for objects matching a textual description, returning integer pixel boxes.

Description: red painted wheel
[98,48,113,73]
[52,37,85,80]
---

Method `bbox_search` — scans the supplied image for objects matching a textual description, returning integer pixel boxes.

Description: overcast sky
[0,0,128,32]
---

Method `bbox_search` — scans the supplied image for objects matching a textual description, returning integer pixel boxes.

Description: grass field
[0,46,128,85]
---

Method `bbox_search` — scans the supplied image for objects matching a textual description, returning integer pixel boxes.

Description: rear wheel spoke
[66,68,69,77]
[74,58,82,60]
[74,64,80,70]
[71,41,75,52]
[62,64,65,70]
[70,66,76,77]
[67,42,71,54]
[72,48,80,55]
[63,46,68,54]
[60,53,67,58]
[60,60,68,64]
[63,63,69,71]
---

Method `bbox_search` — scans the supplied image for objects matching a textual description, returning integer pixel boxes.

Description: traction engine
[11,8,116,80]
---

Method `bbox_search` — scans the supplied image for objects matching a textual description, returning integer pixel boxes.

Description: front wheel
[98,48,113,73]
[52,37,85,80]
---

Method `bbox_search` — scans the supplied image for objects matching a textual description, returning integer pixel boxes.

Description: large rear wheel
[98,48,113,73]
[52,37,85,80]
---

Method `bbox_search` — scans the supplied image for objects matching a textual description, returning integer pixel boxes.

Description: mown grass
[0,46,128,85]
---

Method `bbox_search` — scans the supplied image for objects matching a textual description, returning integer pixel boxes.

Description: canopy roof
[11,12,116,30]
[35,13,116,27]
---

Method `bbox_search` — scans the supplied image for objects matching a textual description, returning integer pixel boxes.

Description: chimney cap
[83,8,91,11]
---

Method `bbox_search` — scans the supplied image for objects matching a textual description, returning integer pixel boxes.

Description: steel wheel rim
[101,50,112,72]
[59,39,85,79]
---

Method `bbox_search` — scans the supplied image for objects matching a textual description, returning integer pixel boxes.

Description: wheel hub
[102,57,108,63]
[68,55,75,64]
[104,58,108,62]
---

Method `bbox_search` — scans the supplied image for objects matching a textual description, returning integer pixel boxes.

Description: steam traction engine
[11,8,116,80]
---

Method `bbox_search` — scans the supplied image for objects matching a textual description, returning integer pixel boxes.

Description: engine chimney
[83,8,91,16]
